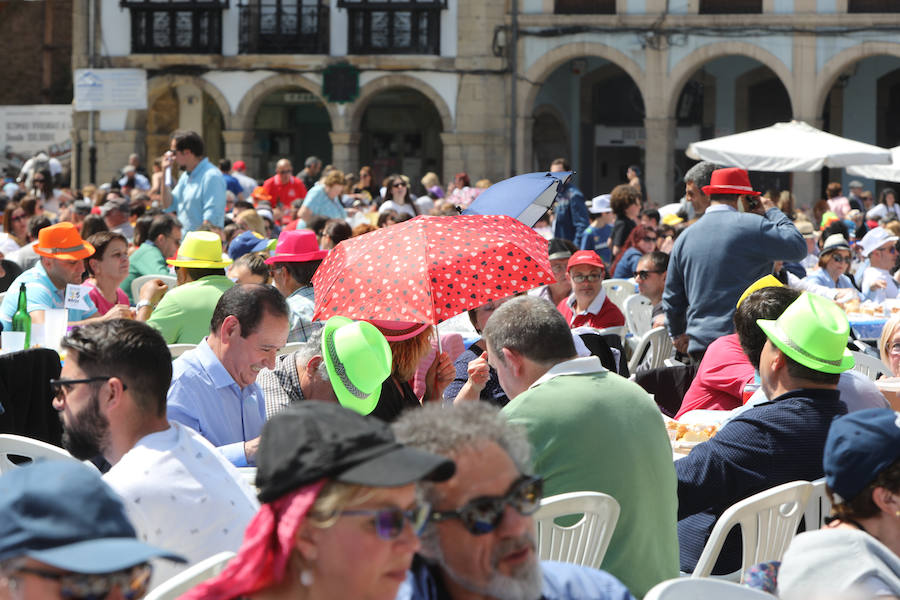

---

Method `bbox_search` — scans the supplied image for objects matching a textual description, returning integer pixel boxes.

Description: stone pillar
[440,132,465,180]
[516,115,535,174]
[329,131,361,175]
[94,130,142,184]
[644,117,676,207]
[222,129,255,165]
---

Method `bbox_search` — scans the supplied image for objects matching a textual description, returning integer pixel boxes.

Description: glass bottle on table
[11,283,30,348]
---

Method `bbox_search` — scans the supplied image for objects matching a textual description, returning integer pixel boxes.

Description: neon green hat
[756,293,854,374]
[321,316,392,415]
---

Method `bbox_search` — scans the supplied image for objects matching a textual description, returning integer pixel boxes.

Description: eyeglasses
[635,270,662,280]
[392,182,407,188]
[830,254,851,264]
[877,246,898,255]
[340,504,432,540]
[428,475,543,535]
[33,178,46,183]
[9,214,25,223]
[8,563,152,600]
[49,377,127,400]
[642,237,658,243]
[570,273,603,283]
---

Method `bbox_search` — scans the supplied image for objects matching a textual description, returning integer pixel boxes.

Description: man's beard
[423,529,544,600]
[61,389,110,461]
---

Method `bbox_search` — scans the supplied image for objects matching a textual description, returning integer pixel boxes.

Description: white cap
[588,194,612,214]
[860,227,899,257]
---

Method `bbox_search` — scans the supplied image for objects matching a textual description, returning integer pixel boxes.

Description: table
[848,315,888,340]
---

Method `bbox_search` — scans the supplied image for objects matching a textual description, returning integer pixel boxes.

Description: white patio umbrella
[847,146,900,183]
[685,120,891,172]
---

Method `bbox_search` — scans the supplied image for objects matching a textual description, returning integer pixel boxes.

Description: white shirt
[104,422,259,586]
[861,266,899,303]
[529,356,606,390]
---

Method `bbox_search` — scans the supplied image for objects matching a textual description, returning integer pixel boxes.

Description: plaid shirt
[287,285,321,343]
[258,352,305,419]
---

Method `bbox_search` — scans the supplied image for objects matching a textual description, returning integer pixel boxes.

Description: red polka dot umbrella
[312,215,554,325]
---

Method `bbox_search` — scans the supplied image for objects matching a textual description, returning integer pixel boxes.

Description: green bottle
[11,283,30,348]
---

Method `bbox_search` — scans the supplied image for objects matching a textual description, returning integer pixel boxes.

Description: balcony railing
[339,0,444,55]
[123,0,226,54]
[238,1,329,54]
[555,0,615,14]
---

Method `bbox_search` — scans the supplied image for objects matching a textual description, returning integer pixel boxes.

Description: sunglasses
[392,182,407,188]
[635,270,662,280]
[829,254,851,264]
[8,563,151,600]
[429,475,543,535]
[340,504,432,540]
[9,214,25,222]
[642,237,658,243]
[570,273,602,283]
[49,376,126,400]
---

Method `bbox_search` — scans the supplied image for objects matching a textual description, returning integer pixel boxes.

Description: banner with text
[0,105,72,176]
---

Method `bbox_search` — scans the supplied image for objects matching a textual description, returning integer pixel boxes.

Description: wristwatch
[135,299,154,310]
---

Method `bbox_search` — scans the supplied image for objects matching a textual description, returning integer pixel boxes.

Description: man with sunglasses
[53,319,259,587]
[635,251,668,328]
[394,402,635,600]
[859,227,900,303]
[556,250,625,330]
[0,461,185,600]
[481,296,678,597]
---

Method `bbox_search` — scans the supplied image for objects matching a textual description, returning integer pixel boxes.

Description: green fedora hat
[321,316,392,415]
[756,293,854,374]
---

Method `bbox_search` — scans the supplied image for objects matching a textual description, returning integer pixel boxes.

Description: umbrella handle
[436,329,442,354]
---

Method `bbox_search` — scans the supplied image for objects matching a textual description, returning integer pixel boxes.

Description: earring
[300,569,314,587]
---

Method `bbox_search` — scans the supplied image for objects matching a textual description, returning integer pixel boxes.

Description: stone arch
[815,42,900,118]
[144,74,233,129]
[521,42,647,119]
[665,41,796,119]
[349,74,453,133]
[236,73,340,132]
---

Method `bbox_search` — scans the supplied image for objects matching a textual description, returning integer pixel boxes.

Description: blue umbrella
[462,171,573,227]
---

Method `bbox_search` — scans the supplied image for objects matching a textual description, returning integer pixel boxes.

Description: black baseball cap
[255,401,456,503]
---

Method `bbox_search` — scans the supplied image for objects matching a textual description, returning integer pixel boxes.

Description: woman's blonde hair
[421,172,441,189]
[879,313,900,370]
[389,327,434,382]
[306,481,374,529]
[236,210,266,237]
[323,170,345,188]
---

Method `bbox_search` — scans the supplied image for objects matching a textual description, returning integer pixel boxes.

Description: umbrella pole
[436,327,442,354]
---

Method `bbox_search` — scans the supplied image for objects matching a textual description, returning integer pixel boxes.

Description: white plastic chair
[167,343,196,359]
[692,480,812,581]
[623,294,653,337]
[144,551,236,600]
[628,326,673,373]
[849,350,890,381]
[236,467,257,488]
[803,477,832,532]
[131,274,177,303]
[0,434,80,473]
[533,491,620,569]
[601,278,635,313]
[278,342,303,356]
[645,577,775,600]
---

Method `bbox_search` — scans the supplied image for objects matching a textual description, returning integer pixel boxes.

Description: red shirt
[262,175,307,209]
[675,333,755,419]
[556,293,625,330]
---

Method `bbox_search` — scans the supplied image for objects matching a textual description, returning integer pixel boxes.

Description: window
[699,0,761,13]
[555,0,615,14]
[122,0,227,54]
[848,0,900,12]
[239,1,329,53]
[338,0,446,55]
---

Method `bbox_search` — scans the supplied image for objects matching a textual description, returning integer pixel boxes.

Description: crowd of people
[3,128,900,600]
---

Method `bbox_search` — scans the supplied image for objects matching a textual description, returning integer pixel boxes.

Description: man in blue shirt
[160,130,226,232]
[167,284,289,467]
[550,158,590,248]
[0,222,130,331]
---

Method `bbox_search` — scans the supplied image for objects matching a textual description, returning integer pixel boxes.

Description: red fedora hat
[265,229,328,264]
[702,167,761,196]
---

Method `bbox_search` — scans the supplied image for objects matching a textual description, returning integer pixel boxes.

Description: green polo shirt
[121,242,170,303]
[147,275,234,344]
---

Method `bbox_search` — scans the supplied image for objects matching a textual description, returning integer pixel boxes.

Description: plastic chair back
[645,577,775,600]
[533,491,620,569]
[628,326,673,373]
[0,434,79,474]
[624,294,653,337]
[691,480,812,581]
[144,551,236,600]
[167,344,196,359]
[131,274,177,303]
[849,350,890,380]
[803,477,831,532]
[601,278,635,313]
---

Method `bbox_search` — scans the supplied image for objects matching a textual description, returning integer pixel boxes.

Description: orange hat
[251,186,272,204]
[33,222,95,261]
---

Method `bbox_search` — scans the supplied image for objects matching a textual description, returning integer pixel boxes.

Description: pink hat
[233,160,246,171]
[702,167,761,196]
[367,319,431,342]
[567,250,605,272]
[265,230,328,264]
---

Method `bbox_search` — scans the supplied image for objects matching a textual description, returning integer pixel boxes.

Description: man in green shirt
[121,213,182,303]
[483,295,679,598]
[144,231,234,344]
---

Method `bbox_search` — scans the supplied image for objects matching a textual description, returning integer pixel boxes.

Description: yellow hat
[736,275,783,309]
[662,213,683,226]
[167,231,232,269]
